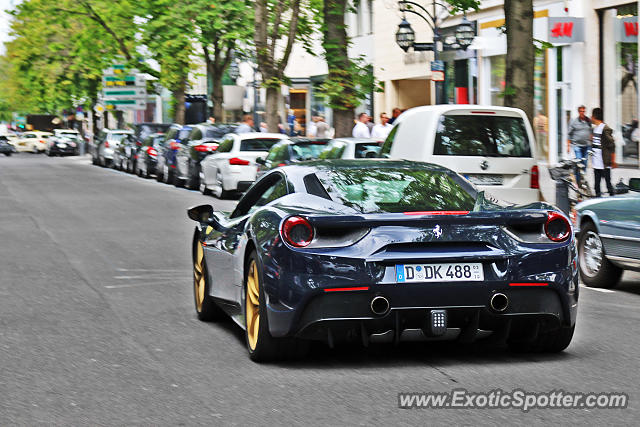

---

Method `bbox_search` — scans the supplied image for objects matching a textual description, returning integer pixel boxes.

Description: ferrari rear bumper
[267,283,578,343]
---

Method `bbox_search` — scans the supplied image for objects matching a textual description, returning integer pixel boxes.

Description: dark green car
[575,178,640,288]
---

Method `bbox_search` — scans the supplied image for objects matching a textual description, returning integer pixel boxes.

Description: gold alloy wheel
[246,260,260,350]
[194,243,205,312]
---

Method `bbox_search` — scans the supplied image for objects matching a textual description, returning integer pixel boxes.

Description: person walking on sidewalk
[568,105,591,185]
[352,113,371,138]
[590,108,615,197]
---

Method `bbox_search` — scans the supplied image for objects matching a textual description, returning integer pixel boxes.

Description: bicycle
[549,157,594,218]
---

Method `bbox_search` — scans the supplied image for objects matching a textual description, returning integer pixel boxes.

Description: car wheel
[578,222,622,288]
[193,238,226,321]
[509,325,575,353]
[4,152,11,157]
[244,251,308,362]
[32,145,38,154]
[163,164,174,185]
[199,171,211,195]
[188,164,200,190]
[215,171,232,199]
[155,162,164,181]
[91,155,98,165]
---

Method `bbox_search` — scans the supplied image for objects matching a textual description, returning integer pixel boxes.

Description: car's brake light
[229,157,250,165]
[545,211,571,242]
[277,163,286,167]
[104,141,110,148]
[147,147,157,157]
[281,216,314,247]
[194,144,216,152]
[530,165,539,189]
[169,141,180,150]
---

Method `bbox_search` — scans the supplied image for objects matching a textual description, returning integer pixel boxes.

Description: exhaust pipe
[370,296,390,316]
[490,293,509,312]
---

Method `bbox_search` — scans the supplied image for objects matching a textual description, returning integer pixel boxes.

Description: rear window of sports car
[314,168,477,213]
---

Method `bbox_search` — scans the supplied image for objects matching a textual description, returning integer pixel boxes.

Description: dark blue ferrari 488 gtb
[187,160,578,361]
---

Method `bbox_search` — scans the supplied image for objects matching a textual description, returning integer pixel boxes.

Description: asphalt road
[1,153,639,425]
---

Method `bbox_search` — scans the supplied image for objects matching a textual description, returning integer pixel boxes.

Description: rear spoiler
[305,210,549,229]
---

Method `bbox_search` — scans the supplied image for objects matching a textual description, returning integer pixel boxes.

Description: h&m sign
[548,17,585,44]
[617,16,639,43]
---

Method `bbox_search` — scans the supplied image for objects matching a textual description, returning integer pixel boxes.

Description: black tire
[509,325,575,353]
[155,162,164,182]
[163,164,174,185]
[244,251,309,362]
[578,222,622,288]
[91,155,98,165]
[193,238,226,321]
[5,152,11,157]
[187,164,200,190]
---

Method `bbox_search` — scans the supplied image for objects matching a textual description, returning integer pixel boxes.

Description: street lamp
[395,18,416,52]
[455,15,475,50]
[394,0,476,104]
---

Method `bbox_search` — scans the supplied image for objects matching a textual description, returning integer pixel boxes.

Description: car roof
[287,137,331,144]
[330,137,380,144]
[235,133,287,140]
[283,158,451,173]
[393,104,526,126]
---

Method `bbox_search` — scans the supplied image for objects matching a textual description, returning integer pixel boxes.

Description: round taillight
[545,211,571,242]
[281,216,314,247]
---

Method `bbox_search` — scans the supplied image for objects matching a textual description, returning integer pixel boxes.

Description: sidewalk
[538,161,640,205]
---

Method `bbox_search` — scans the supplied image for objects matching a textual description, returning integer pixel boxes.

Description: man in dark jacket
[590,108,615,197]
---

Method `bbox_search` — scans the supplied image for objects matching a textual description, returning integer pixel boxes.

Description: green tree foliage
[1,0,135,114]
[189,0,254,122]
[139,0,197,124]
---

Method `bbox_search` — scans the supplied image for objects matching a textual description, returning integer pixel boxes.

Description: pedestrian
[235,114,255,134]
[208,116,216,125]
[567,105,591,185]
[259,122,268,133]
[315,116,330,138]
[388,108,402,125]
[371,112,393,140]
[365,114,374,134]
[307,116,318,137]
[352,113,371,138]
[590,107,615,197]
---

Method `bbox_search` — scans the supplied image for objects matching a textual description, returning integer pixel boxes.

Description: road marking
[104,281,178,289]
[579,284,615,293]
[116,268,190,272]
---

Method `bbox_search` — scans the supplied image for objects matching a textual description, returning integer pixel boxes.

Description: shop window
[489,55,506,106]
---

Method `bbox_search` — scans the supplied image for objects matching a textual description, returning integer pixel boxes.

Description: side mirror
[187,204,214,223]
[256,157,266,165]
[629,178,640,192]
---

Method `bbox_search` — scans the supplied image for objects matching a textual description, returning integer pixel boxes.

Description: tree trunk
[323,0,355,137]
[503,0,534,123]
[173,81,186,125]
[115,110,125,129]
[265,86,279,133]
[211,64,225,122]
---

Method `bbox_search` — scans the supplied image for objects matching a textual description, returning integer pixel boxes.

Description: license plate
[396,263,484,283]
[465,174,503,185]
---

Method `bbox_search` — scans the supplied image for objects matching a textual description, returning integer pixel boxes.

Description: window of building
[489,55,506,106]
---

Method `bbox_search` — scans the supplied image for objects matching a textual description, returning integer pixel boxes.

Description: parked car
[134,133,166,178]
[12,131,53,153]
[575,177,640,288]
[256,137,331,175]
[90,129,133,167]
[187,160,578,361]
[112,134,137,171]
[0,135,16,156]
[155,124,192,184]
[174,123,238,190]
[318,138,383,160]
[382,105,540,204]
[46,129,80,156]
[200,133,287,198]
[127,123,171,172]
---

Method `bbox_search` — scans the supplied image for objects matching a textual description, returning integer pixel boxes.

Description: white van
[383,105,540,204]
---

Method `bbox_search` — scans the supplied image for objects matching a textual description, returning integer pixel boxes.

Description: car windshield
[108,134,128,142]
[314,167,477,214]
[240,138,282,151]
[205,127,234,139]
[290,142,329,160]
[434,115,532,157]
[59,132,79,140]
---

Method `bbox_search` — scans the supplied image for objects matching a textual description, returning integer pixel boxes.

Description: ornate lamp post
[395,1,476,104]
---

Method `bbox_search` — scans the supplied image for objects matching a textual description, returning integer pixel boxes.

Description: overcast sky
[0,0,21,53]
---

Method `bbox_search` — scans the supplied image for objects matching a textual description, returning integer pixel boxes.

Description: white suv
[383,105,540,204]
[200,133,287,198]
